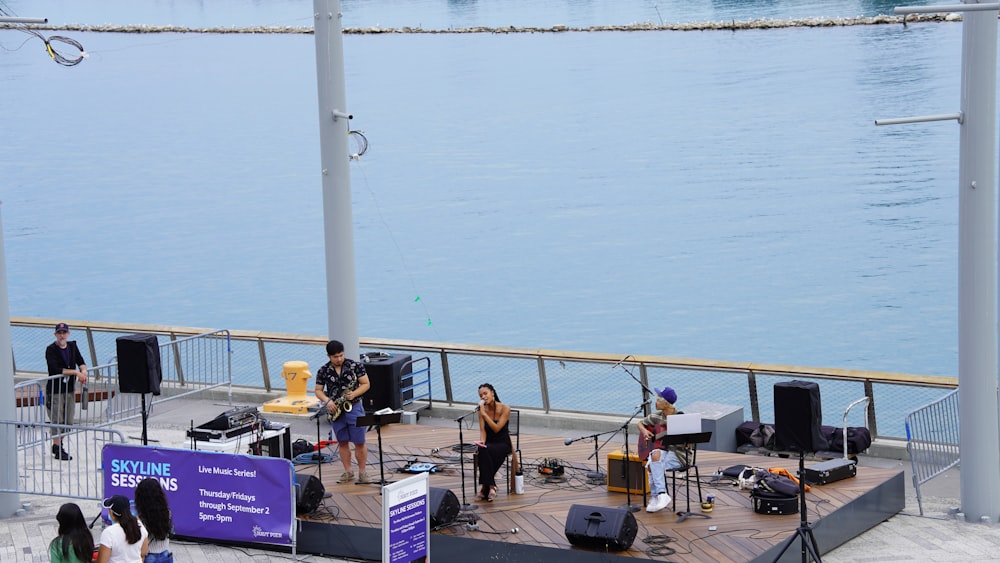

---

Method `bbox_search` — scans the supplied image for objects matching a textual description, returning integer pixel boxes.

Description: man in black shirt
[44,322,88,460]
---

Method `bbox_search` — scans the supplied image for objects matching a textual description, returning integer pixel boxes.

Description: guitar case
[750,489,799,515]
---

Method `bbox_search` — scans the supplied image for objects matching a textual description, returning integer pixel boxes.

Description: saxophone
[327,378,359,422]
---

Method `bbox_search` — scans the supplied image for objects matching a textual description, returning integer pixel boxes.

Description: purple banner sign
[384,473,429,563]
[102,444,295,546]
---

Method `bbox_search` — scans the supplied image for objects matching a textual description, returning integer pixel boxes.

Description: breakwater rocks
[1,13,966,35]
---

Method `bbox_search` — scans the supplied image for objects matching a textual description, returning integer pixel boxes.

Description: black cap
[55,323,69,333]
[103,495,129,517]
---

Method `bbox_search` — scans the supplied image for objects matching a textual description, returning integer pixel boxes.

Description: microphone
[564,438,573,446]
[309,400,330,420]
[612,355,633,369]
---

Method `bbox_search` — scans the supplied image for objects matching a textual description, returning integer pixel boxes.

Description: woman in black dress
[475,383,511,502]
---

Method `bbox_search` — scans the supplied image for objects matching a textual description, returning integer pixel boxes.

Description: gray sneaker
[337,471,355,484]
[357,472,372,484]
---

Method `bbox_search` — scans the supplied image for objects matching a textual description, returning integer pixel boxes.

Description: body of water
[0,1,975,377]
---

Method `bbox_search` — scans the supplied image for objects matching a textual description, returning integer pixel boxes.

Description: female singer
[474,383,511,502]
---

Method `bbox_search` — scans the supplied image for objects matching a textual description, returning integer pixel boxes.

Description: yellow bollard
[262,361,315,414]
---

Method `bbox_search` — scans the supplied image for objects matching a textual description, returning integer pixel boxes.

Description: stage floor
[295,422,903,562]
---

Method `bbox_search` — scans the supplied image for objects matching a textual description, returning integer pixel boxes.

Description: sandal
[487,487,497,502]
[475,490,486,501]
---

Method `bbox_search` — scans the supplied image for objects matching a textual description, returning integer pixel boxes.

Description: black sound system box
[428,487,460,528]
[294,474,326,515]
[802,458,857,485]
[564,504,638,551]
[773,380,828,452]
[362,353,413,412]
[116,334,163,395]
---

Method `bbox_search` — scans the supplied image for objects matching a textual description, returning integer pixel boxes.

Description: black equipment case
[750,489,799,515]
[801,458,857,485]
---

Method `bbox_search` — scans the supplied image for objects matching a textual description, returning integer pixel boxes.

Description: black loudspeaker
[564,504,638,551]
[294,474,325,515]
[774,380,828,452]
[116,334,162,395]
[428,487,459,528]
[362,354,412,412]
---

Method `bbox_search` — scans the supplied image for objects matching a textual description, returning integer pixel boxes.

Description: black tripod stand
[771,451,822,563]
[455,407,480,512]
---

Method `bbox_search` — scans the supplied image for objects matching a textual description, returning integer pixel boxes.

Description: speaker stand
[312,409,332,498]
[140,393,149,446]
[771,451,822,563]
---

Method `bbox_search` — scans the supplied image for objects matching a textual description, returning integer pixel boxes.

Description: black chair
[657,431,712,522]
[473,408,521,495]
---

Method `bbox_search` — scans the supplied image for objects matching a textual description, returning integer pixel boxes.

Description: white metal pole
[0,203,22,516]
[312,0,361,360]
[957,3,1000,523]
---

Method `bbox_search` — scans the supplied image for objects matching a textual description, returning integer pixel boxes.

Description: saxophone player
[315,340,372,484]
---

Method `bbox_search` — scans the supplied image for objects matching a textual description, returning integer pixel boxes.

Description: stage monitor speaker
[116,334,162,395]
[428,487,459,528]
[362,353,413,412]
[564,504,638,551]
[774,380,828,452]
[295,474,325,515]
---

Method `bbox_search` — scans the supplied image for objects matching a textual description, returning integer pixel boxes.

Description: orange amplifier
[607,450,649,495]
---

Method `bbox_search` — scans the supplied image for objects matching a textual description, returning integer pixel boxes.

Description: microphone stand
[566,429,618,481]
[455,407,479,512]
[309,400,330,488]
[618,402,646,513]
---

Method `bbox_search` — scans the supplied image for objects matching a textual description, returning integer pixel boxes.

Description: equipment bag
[292,439,314,457]
[755,470,799,497]
[829,426,873,455]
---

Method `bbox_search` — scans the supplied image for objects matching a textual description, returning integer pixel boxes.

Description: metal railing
[904,389,960,515]
[11,317,958,441]
[0,421,126,500]
[14,329,233,431]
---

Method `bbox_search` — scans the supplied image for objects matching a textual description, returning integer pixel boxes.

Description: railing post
[84,326,98,366]
[257,338,271,392]
[639,363,651,416]
[537,356,550,412]
[863,379,878,438]
[169,333,186,386]
[748,370,760,422]
[439,350,453,404]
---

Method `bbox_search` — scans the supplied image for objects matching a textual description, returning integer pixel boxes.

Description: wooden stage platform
[293,422,903,562]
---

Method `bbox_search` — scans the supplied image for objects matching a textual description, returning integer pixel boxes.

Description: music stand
[356,411,401,486]
[656,430,712,523]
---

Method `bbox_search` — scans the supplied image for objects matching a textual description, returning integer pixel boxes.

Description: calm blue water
[0,1,972,378]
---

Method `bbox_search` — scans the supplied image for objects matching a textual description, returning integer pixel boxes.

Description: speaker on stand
[116,334,163,446]
[362,354,413,412]
[772,380,826,562]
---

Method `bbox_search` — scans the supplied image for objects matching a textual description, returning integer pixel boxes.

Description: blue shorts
[145,551,173,563]
[330,403,367,445]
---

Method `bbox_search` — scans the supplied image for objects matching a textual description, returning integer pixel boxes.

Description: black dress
[478,412,512,491]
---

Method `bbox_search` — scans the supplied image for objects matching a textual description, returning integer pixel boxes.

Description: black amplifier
[186,422,256,442]
[198,406,259,431]
[801,458,856,485]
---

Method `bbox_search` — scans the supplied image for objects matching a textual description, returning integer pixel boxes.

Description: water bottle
[81,384,89,411]
[514,471,524,494]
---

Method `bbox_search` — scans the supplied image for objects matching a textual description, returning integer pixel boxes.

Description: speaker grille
[564,504,638,551]
[295,474,325,515]
[428,487,459,528]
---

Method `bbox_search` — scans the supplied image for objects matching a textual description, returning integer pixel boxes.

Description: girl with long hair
[134,478,174,563]
[474,382,512,502]
[97,494,148,563]
[48,503,95,563]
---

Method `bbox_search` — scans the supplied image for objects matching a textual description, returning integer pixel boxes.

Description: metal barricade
[904,389,960,516]
[1,420,127,500]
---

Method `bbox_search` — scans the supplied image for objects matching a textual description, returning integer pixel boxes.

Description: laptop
[665,413,702,435]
